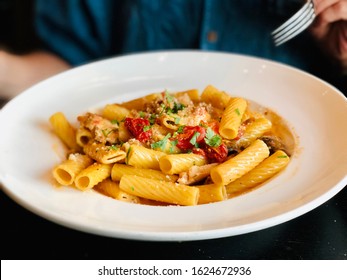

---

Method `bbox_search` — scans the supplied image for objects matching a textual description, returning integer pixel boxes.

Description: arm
[0,50,70,99]
[310,0,347,72]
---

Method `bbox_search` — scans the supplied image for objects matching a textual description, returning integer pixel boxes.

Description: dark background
[0,0,38,53]
[1,0,346,92]
[1,0,346,260]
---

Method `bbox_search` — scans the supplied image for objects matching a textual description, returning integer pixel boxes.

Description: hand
[310,0,347,72]
[0,50,70,99]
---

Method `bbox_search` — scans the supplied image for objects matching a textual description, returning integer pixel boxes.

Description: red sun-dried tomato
[192,147,207,157]
[203,142,228,163]
[207,120,220,134]
[124,117,152,143]
[176,125,206,150]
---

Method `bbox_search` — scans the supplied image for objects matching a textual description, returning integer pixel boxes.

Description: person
[0,0,346,99]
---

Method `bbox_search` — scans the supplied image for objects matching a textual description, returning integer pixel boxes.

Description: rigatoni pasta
[159,153,207,175]
[75,163,112,191]
[200,84,231,109]
[49,112,80,151]
[226,150,290,197]
[102,104,130,121]
[210,139,270,186]
[119,175,200,206]
[49,85,295,206]
[83,141,126,164]
[94,178,141,204]
[219,97,248,139]
[75,127,93,147]
[111,163,178,182]
[126,145,165,170]
[53,153,93,186]
[196,184,227,204]
[232,117,272,149]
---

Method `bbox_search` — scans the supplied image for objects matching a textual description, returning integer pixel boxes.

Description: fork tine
[272,0,315,46]
[271,1,312,36]
[274,9,315,46]
[272,2,314,39]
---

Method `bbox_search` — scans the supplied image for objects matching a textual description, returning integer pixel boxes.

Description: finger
[311,1,347,38]
[328,22,347,64]
[337,22,347,55]
[313,0,343,15]
[318,0,347,23]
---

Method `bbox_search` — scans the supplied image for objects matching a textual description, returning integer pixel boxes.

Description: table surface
[1,97,346,260]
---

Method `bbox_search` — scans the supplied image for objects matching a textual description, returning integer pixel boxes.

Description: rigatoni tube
[226,150,290,196]
[75,163,112,191]
[210,139,270,185]
[119,175,199,206]
[159,153,207,175]
[111,163,177,182]
[53,153,93,186]
[219,97,247,139]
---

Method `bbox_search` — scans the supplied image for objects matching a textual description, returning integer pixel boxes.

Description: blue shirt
[34,0,345,91]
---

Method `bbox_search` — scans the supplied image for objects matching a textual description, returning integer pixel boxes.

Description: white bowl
[1,51,346,241]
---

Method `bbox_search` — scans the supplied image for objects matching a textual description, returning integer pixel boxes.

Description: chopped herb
[143,125,151,132]
[205,127,214,139]
[172,102,185,113]
[131,186,135,191]
[174,117,180,124]
[159,103,166,116]
[171,139,178,146]
[166,107,173,115]
[125,147,132,164]
[277,155,288,158]
[165,91,174,103]
[151,133,171,151]
[109,145,119,151]
[139,111,145,118]
[169,139,178,154]
[101,129,112,137]
[189,132,200,147]
[177,125,185,134]
[111,119,119,125]
[204,127,222,147]
[235,108,241,116]
[149,114,157,125]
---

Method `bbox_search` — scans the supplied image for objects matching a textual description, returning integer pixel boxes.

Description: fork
[272,0,316,46]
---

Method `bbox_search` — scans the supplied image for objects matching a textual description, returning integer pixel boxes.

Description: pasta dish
[49,85,295,206]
